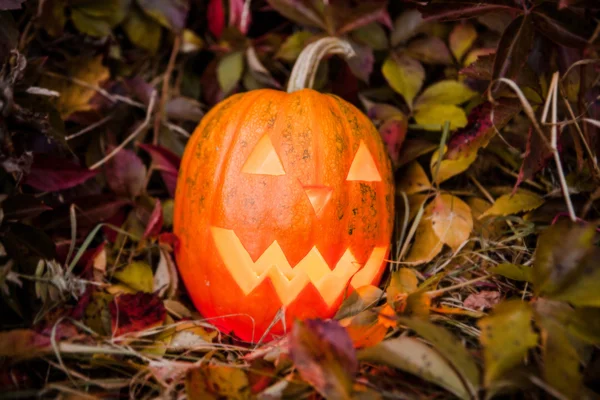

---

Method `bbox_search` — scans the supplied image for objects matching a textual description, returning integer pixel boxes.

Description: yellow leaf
[449,23,477,61]
[478,301,538,386]
[430,148,477,184]
[463,47,495,68]
[113,261,154,293]
[480,190,544,219]
[414,104,468,131]
[41,55,109,118]
[467,197,505,240]
[387,268,419,305]
[415,80,477,107]
[405,206,444,264]
[430,194,473,251]
[187,365,250,400]
[397,161,431,194]
[382,54,425,108]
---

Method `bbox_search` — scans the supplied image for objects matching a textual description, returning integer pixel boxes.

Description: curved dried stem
[287,37,355,93]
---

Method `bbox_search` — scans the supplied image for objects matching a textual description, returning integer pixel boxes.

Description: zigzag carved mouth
[211,227,388,306]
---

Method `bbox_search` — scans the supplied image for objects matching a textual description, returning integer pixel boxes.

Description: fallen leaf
[289,319,357,400]
[449,22,477,61]
[478,300,538,386]
[110,292,166,336]
[464,291,501,311]
[335,285,383,320]
[113,261,154,293]
[429,194,473,251]
[267,0,325,30]
[397,139,438,167]
[405,204,444,265]
[104,146,147,198]
[479,190,544,219]
[339,310,388,349]
[207,0,225,38]
[358,337,471,399]
[0,329,49,359]
[532,219,600,307]
[186,364,250,400]
[398,317,480,394]
[460,52,495,78]
[23,153,98,192]
[382,54,424,108]
[165,96,205,121]
[1,194,52,221]
[122,4,162,54]
[397,161,431,195]
[386,268,418,306]
[154,248,178,299]
[534,300,583,398]
[489,263,532,282]
[40,55,109,118]
[70,0,128,37]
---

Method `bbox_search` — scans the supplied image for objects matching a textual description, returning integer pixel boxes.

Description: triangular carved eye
[347,141,381,182]
[242,134,285,175]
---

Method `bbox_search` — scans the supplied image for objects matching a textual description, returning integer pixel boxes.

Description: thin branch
[154,35,181,145]
[66,113,114,141]
[89,91,157,171]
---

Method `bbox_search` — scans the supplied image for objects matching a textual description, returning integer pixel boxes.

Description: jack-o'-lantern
[173,38,394,342]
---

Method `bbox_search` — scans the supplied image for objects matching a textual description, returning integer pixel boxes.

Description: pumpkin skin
[173,88,394,342]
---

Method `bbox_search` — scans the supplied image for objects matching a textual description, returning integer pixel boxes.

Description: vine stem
[287,37,355,93]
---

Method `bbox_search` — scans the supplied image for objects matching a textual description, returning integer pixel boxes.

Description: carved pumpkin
[173,38,394,342]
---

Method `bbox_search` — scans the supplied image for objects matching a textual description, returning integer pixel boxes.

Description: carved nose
[303,185,332,215]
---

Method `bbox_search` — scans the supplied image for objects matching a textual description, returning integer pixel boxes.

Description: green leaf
[351,22,388,51]
[137,0,189,32]
[113,261,154,293]
[217,51,245,94]
[70,0,129,37]
[123,6,162,54]
[276,31,315,62]
[358,337,471,399]
[407,37,453,65]
[382,54,424,108]
[478,300,538,386]
[479,190,544,219]
[414,104,468,131]
[449,22,477,61]
[391,9,423,47]
[489,263,533,282]
[415,80,477,107]
[399,317,480,394]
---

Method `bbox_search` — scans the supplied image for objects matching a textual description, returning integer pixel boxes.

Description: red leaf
[514,125,554,191]
[23,154,98,192]
[139,143,181,197]
[379,118,407,167]
[104,146,147,198]
[143,199,163,239]
[207,0,225,38]
[445,99,522,161]
[229,0,252,34]
[491,14,535,95]
[158,232,180,252]
[110,292,166,336]
[289,319,358,399]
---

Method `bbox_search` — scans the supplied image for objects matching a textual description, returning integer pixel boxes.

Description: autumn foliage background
[1,0,600,398]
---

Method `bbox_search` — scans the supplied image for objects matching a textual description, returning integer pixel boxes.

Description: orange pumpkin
[173,38,394,342]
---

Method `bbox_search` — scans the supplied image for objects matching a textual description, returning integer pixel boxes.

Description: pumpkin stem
[287,37,356,93]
